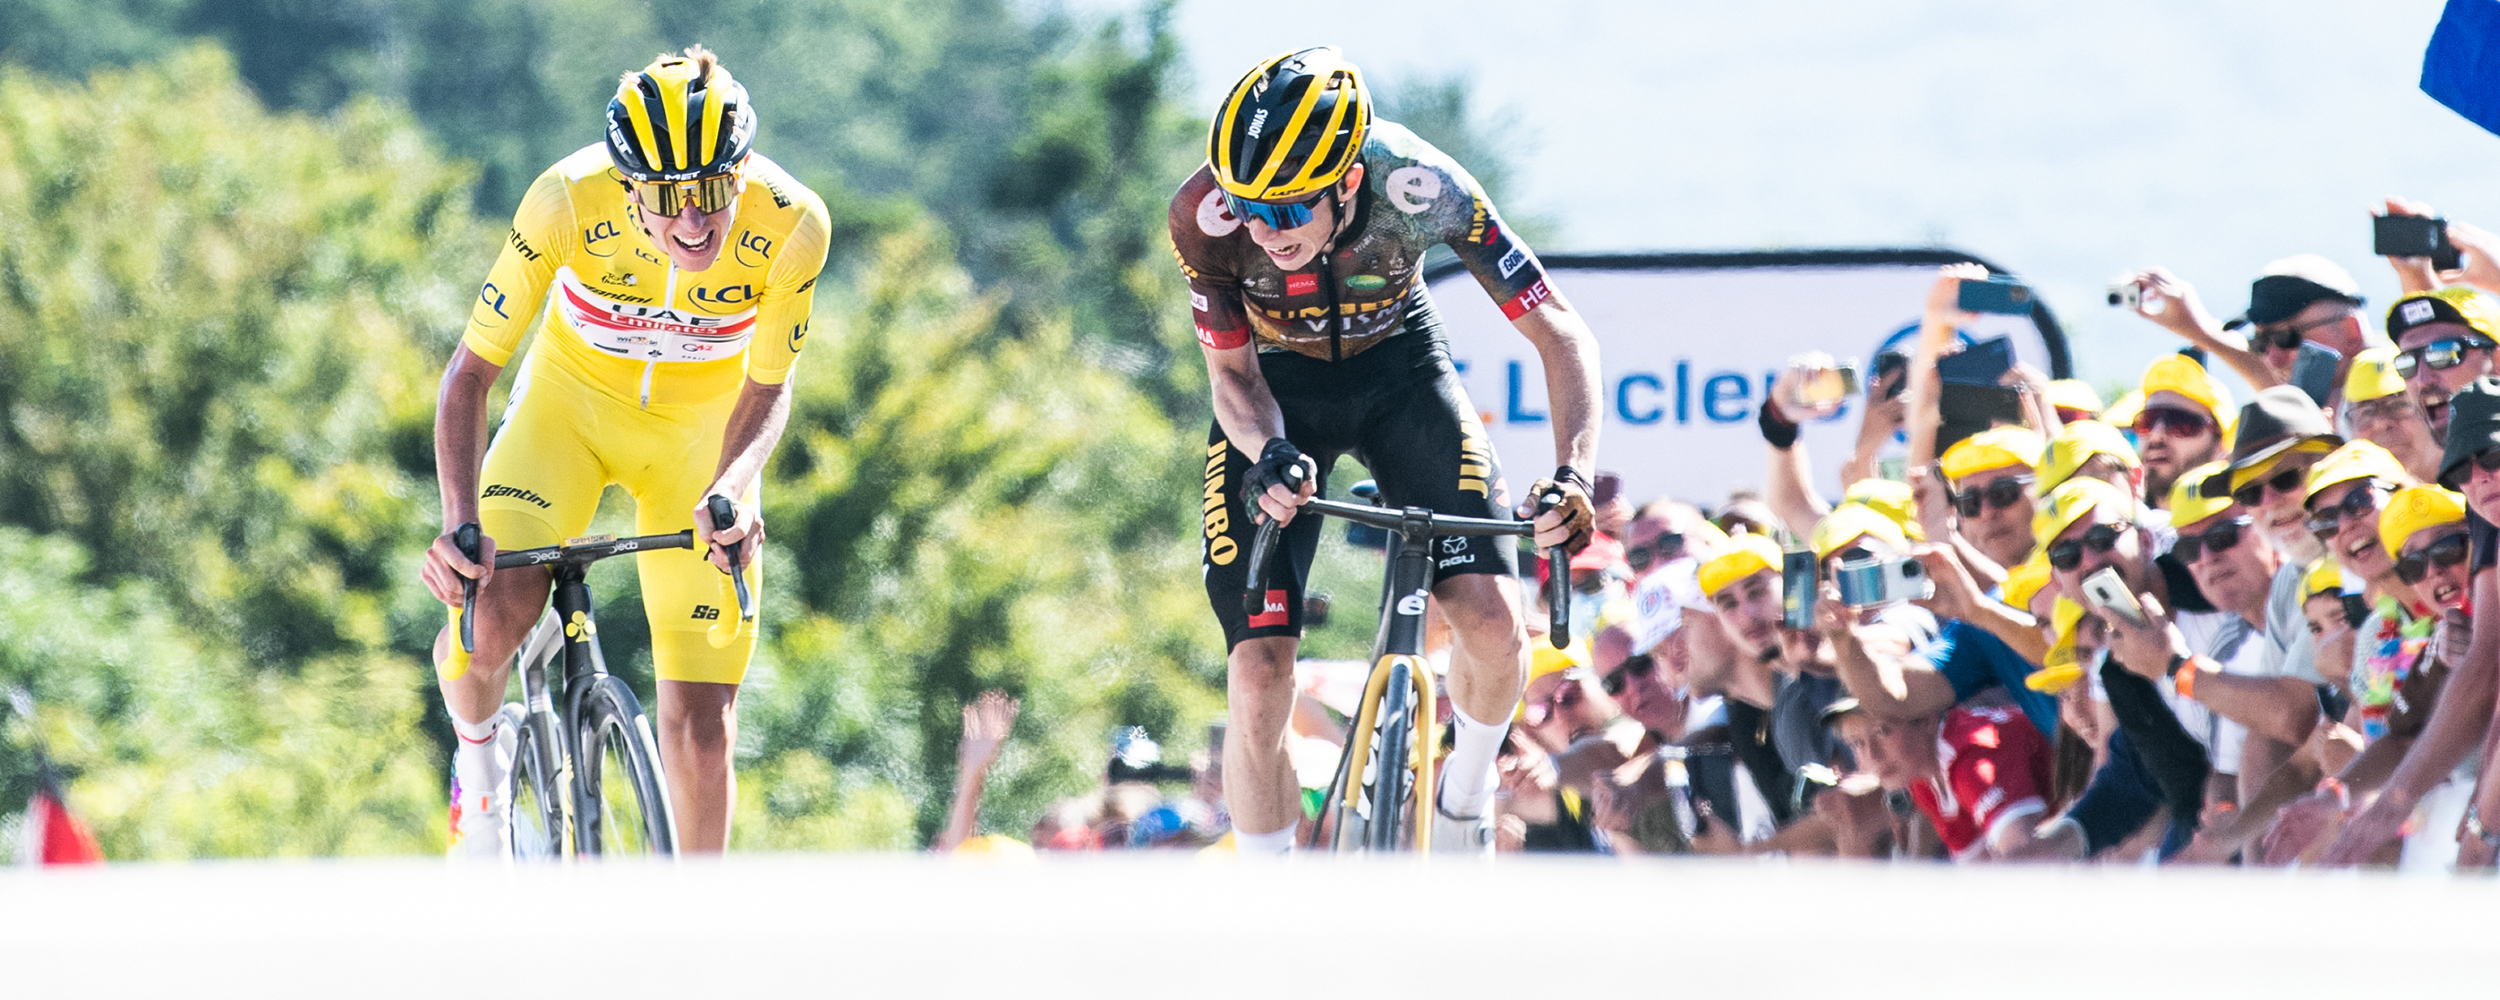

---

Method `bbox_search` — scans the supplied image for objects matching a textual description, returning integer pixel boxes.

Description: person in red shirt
[1825,698,2053,859]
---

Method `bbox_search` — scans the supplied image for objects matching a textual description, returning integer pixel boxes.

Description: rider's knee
[1432,574,1526,645]
[1227,636,1299,693]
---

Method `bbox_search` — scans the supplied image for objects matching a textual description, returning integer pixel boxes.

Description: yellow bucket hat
[1841,478,1925,541]
[2140,354,2235,431]
[1698,535,1783,599]
[2037,420,2140,492]
[2025,597,2090,692]
[2301,440,2409,504]
[2343,346,2408,404]
[2033,476,2137,550]
[2302,557,2345,601]
[2378,484,2468,558]
[2047,379,2106,415]
[2167,460,2237,528]
[2000,556,2054,611]
[1940,426,2046,483]
[1810,504,1909,560]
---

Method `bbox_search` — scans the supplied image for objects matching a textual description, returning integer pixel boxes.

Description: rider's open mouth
[672,230,716,254]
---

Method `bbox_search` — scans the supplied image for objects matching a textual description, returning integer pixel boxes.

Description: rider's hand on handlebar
[694,493,764,573]
[1243,438,1319,527]
[421,526,495,607]
[1522,468,1594,554]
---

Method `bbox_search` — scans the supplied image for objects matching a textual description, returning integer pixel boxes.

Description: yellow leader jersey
[462,144,831,407]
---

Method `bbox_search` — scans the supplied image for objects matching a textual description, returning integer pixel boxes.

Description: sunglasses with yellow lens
[633,173,738,218]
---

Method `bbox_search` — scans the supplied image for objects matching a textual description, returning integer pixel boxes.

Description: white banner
[1427,251,2070,507]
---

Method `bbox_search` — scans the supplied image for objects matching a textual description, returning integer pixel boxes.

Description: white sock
[1439,707,1508,819]
[448,710,505,806]
[1233,823,1298,855]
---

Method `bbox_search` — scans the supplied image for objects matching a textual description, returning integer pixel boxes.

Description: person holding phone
[2117,256,2368,402]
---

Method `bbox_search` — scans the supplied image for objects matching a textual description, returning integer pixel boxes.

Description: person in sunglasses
[1930,426,2046,580]
[2203,385,2342,564]
[2340,347,2443,483]
[420,46,830,858]
[2117,256,2369,405]
[2125,355,2235,510]
[2323,378,2500,867]
[1173,48,1601,857]
[2386,287,2500,440]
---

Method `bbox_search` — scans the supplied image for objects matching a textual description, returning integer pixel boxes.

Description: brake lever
[454,522,480,654]
[1536,491,1569,649]
[706,494,755,622]
[1241,461,1308,620]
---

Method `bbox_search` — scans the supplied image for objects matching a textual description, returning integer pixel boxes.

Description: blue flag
[2424,0,2500,136]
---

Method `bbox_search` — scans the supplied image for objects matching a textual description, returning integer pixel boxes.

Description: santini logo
[482,484,551,509]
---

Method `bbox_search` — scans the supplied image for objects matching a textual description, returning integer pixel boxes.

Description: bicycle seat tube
[547,562,610,702]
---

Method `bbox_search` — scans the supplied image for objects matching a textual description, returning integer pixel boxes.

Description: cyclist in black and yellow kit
[1173,48,1601,854]
[417,46,830,857]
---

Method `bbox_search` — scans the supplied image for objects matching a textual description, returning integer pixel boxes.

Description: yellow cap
[2140,354,2234,428]
[2101,387,2145,429]
[1698,535,1783,599]
[2302,557,2344,600]
[1940,426,2046,483]
[1841,478,1924,541]
[2000,556,2054,611]
[1811,503,1909,560]
[2047,379,2105,415]
[2343,346,2408,404]
[2302,440,2408,504]
[2033,476,2136,549]
[2379,484,2468,558]
[2025,597,2090,692]
[1529,637,1591,683]
[2166,460,2237,528]
[2037,420,2140,492]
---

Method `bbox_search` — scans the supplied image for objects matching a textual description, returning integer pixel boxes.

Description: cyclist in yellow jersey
[417,46,830,857]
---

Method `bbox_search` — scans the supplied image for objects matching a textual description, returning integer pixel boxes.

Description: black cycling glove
[1241,438,1313,522]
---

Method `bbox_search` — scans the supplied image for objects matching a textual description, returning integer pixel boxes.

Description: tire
[1368,659,1415,853]
[502,704,570,861]
[574,675,678,857]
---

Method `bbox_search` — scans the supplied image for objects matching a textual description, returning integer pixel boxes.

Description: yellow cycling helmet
[606,46,757,184]
[1209,47,1372,205]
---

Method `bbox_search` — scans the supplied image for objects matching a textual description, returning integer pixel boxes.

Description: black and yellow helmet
[605,46,757,183]
[1208,47,1371,202]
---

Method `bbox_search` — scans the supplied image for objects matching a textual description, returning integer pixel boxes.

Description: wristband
[1757,403,1801,450]
[2169,653,2205,700]
[2468,805,2500,848]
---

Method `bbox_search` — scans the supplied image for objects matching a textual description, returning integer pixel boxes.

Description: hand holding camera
[1771,351,1859,422]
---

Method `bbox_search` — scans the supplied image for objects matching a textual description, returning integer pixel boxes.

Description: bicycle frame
[1243,490,1566,852]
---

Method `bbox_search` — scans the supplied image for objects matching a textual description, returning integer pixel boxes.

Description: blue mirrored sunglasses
[1223,189,1328,230]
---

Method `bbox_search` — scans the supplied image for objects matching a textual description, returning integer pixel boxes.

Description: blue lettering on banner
[1675,361,1691,425]
[1507,360,1547,424]
[1616,374,1664,425]
[1702,372,1751,422]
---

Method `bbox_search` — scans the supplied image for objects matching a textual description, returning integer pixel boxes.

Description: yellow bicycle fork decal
[1335,653,1437,851]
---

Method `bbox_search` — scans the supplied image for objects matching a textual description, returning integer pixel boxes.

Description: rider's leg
[1430,568,1529,821]
[433,563,554,856]
[656,679,740,852]
[1225,635,1305,850]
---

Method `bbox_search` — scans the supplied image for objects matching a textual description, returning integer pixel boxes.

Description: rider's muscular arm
[1512,296,1600,473]
[1205,339,1288,458]
[435,346,506,527]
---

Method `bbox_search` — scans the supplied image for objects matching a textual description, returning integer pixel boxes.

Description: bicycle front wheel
[1368,659,1416,853]
[503,704,570,861]
[573,676,678,857]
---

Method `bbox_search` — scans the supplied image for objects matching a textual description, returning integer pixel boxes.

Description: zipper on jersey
[1320,251,1342,361]
[644,260,682,409]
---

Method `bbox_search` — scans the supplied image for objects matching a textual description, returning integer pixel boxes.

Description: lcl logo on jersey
[692,283,754,307]
[583,220,622,257]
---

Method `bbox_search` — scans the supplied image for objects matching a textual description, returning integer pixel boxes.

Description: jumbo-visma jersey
[463,145,831,407]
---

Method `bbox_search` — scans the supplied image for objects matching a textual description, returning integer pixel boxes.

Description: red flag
[27,789,103,865]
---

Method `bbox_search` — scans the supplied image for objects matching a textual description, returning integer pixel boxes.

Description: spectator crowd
[947,199,2500,869]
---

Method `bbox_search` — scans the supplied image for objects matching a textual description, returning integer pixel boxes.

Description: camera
[2107,280,2141,308]
[1833,554,1933,608]
[1797,362,1860,410]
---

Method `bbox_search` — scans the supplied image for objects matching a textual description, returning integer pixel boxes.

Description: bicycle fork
[1324,519,1442,851]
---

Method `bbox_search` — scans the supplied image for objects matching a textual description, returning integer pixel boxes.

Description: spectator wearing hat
[2126,355,2234,509]
[2205,385,2341,563]
[1930,425,2046,579]
[2386,287,2500,440]
[2046,379,2106,426]
[2341,346,2443,483]
[1696,535,1853,822]
[1822,697,2052,860]
[2149,466,2323,771]
[2301,442,2423,694]
[2120,256,2369,400]
[2330,377,2500,866]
